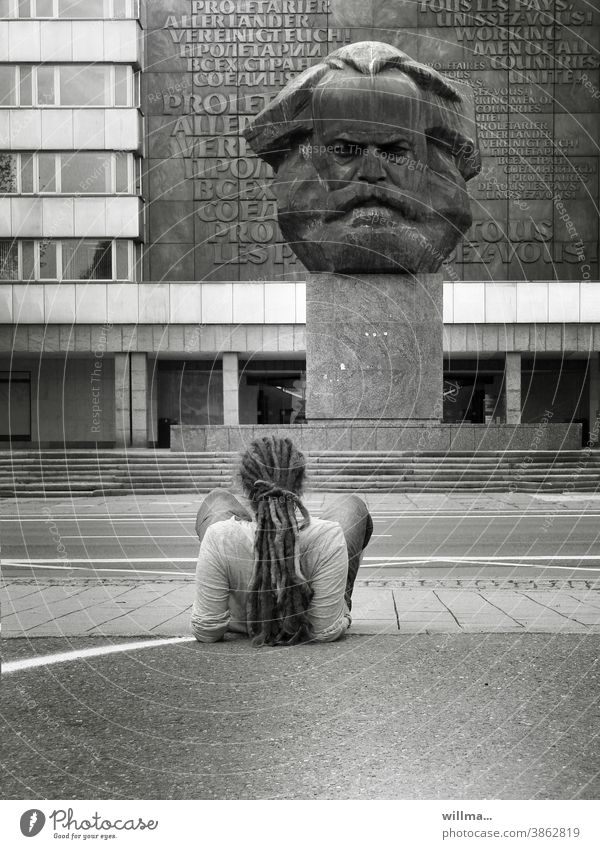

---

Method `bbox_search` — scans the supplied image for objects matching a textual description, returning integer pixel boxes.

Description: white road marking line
[4,512,600,522]
[363,555,600,561]
[3,636,197,674]
[0,557,198,564]
[60,534,195,540]
[4,554,599,567]
[358,564,600,572]
[531,565,600,572]
[1,561,195,576]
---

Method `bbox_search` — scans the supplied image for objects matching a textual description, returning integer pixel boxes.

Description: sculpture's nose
[356,147,386,183]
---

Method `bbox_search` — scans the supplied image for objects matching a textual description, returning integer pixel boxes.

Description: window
[0,240,18,280]
[58,0,104,15]
[0,67,17,106]
[0,153,138,194]
[38,153,56,192]
[62,153,111,193]
[22,239,35,278]
[63,239,111,280]
[0,0,138,17]
[0,239,136,280]
[36,65,55,105]
[114,66,130,107]
[115,152,128,193]
[0,154,18,193]
[20,154,33,192]
[37,239,56,278]
[60,66,110,107]
[0,66,135,107]
[35,0,54,15]
[19,67,32,105]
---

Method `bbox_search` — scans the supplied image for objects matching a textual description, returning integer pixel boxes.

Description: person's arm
[190,523,231,643]
[308,525,352,642]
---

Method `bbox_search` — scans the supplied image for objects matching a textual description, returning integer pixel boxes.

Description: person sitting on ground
[191,435,373,646]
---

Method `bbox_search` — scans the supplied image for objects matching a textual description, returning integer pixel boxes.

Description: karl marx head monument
[244,42,481,275]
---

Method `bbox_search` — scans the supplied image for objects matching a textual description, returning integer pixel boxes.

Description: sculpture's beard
[274,167,472,274]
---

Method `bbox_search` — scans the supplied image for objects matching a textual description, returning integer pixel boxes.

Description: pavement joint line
[3,636,198,674]
[5,584,93,616]
[474,590,526,628]
[568,593,600,611]
[516,590,589,628]
[432,588,462,629]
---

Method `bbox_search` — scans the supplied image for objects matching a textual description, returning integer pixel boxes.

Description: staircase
[1,449,599,497]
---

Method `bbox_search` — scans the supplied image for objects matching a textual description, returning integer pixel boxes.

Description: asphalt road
[2,498,600,580]
[2,633,599,800]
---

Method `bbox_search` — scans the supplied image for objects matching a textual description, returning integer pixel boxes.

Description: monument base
[306,273,443,421]
[171,423,582,453]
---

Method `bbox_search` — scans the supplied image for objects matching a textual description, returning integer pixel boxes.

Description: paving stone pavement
[3,577,600,638]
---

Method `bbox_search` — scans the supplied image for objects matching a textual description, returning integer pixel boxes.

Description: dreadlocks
[239,436,314,647]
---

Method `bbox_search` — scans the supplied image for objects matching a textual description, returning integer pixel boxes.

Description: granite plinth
[171,424,582,453]
[305,273,443,421]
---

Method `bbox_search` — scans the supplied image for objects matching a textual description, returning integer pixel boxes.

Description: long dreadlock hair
[239,436,314,647]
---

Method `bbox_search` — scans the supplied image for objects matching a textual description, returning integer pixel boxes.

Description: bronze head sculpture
[244,41,481,274]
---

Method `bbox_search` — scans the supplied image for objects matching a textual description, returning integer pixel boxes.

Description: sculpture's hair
[244,41,481,180]
[324,41,461,102]
[239,436,314,647]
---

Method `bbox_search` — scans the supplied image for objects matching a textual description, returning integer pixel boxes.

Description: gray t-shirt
[191,515,351,642]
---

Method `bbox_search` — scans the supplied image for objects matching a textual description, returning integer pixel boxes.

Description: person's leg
[319,494,373,610]
[195,489,253,544]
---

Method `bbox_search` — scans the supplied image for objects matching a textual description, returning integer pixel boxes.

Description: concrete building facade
[1,0,599,449]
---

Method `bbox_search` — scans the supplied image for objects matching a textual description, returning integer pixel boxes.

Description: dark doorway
[443,374,501,424]
[0,372,31,441]
[239,360,306,425]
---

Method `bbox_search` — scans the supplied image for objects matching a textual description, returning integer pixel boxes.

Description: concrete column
[222,352,240,426]
[147,356,159,447]
[130,352,148,447]
[504,352,522,425]
[114,352,131,448]
[589,353,600,446]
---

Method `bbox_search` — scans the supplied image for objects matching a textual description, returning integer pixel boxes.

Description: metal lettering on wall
[144,0,600,282]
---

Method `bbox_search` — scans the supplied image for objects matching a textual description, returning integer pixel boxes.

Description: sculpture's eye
[332,141,362,159]
[380,142,414,164]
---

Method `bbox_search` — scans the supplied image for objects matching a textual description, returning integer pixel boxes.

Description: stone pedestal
[305,273,443,422]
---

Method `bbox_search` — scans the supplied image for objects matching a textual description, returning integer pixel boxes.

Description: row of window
[0,0,138,18]
[0,152,141,195]
[0,238,140,281]
[0,65,137,108]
